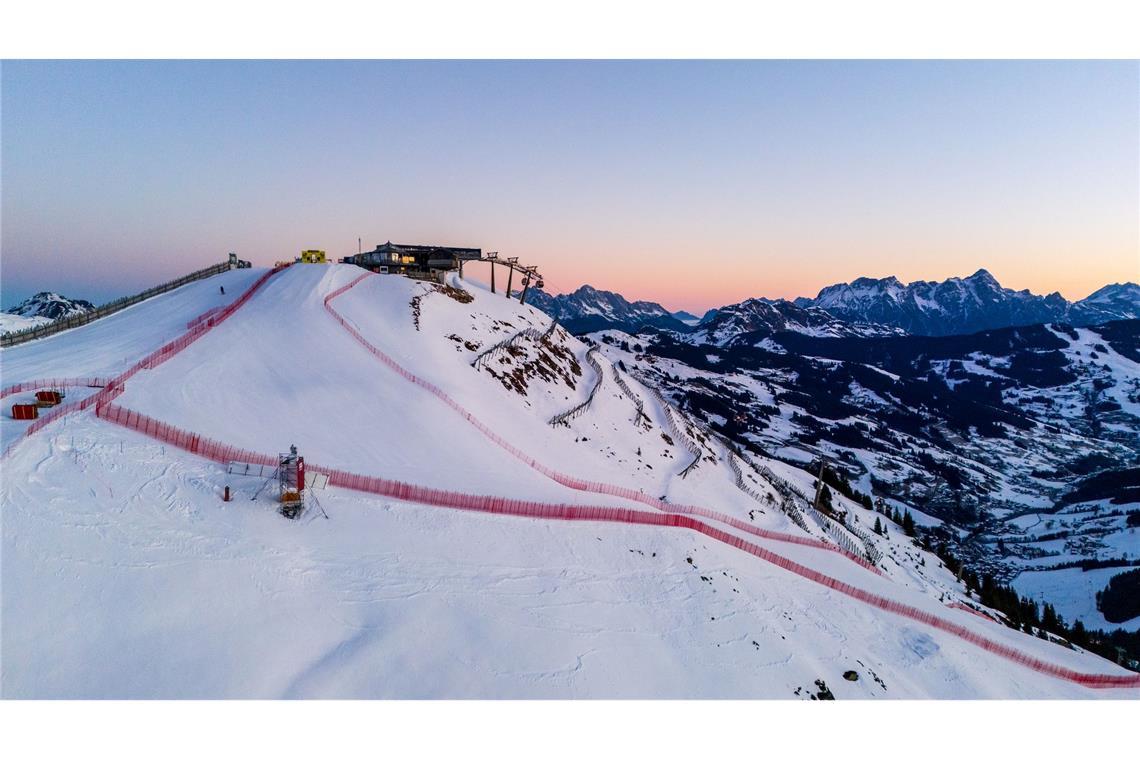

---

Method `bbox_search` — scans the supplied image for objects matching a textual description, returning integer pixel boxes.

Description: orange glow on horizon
[491,237,1139,313]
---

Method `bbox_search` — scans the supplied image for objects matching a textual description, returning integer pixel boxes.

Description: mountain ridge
[794,270,1139,336]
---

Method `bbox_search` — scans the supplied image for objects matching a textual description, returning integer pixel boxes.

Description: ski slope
[2,263,1137,698]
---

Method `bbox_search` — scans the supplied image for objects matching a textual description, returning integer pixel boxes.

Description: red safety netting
[185,306,223,330]
[2,377,112,399]
[949,601,998,622]
[2,267,286,459]
[88,395,1140,689]
[12,264,1139,689]
[323,273,882,575]
[97,402,277,466]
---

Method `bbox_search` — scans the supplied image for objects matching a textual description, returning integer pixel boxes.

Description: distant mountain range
[526,270,1140,339]
[522,286,691,334]
[680,298,904,345]
[524,284,892,340]
[1,291,94,334]
[794,269,1139,337]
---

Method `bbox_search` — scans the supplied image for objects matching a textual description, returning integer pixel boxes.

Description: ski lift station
[342,241,482,281]
[340,241,544,303]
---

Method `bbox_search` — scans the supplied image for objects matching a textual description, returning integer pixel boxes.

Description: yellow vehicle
[299,249,327,264]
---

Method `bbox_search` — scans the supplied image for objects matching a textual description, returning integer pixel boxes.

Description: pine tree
[902,510,916,537]
[1042,603,1059,634]
[1071,620,1087,646]
[873,517,883,535]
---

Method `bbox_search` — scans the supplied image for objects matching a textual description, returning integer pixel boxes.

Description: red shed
[12,404,39,420]
[35,391,62,407]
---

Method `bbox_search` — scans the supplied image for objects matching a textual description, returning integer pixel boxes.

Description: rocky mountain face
[6,291,95,321]
[794,269,1140,337]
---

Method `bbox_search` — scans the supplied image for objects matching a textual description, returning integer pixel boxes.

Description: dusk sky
[2,60,1137,312]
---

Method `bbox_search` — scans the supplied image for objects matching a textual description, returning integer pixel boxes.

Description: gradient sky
[2,60,1137,312]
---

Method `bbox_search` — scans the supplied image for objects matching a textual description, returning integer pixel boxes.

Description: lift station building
[342,241,481,281]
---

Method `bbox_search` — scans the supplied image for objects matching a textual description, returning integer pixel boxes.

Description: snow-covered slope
[589,319,1140,631]
[1075,283,1140,325]
[0,312,52,334]
[2,263,1136,698]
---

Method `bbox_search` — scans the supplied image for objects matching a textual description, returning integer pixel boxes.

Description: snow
[0,312,52,334]
[1,268,265,382]
[2,263,1136,698]
[754,337,787,354]
[1012,567,1140,633]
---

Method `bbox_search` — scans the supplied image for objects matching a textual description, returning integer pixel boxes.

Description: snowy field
[1013,567,1140,633]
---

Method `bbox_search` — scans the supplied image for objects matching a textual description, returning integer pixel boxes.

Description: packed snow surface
[2,264,1136,698]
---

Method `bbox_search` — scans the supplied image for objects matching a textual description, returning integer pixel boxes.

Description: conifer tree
[1045,602,1065,634]
[902,510,916,537]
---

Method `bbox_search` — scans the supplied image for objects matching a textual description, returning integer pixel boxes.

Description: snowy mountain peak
[6,291,95,321]
[1083,282,1140,306]
[799,271,1140,336]
[966,267,998,285]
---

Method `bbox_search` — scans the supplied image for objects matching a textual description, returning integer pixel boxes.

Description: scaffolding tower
[279,444,305,519]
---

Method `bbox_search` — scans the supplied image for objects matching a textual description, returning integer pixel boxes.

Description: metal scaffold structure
[278,444,305,519]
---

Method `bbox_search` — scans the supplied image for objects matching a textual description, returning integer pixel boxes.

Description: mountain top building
[342,241,482,281]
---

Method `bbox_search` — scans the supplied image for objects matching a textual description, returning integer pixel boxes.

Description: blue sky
[2,60,1136,311]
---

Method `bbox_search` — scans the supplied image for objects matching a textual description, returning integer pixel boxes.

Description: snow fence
[548,345,604,425]
[2,377,112,399]
[1,267,286,459]
[82,397,1140,690]
[51,265,1140,690]
[323,272,879,572]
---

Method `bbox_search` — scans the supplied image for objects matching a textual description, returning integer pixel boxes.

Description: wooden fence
[1,261,233,348]
[548,346,604,425]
